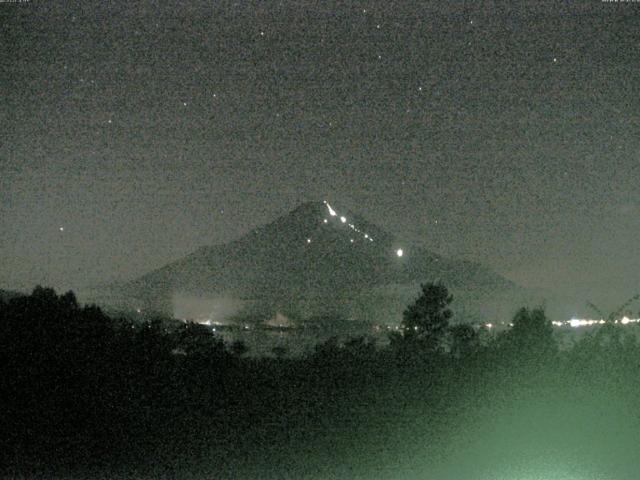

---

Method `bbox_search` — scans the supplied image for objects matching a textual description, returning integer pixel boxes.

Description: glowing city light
[340,216,346,223]
[396,248,403,257]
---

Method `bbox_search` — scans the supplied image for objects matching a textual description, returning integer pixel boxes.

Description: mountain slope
[97,201,527,323]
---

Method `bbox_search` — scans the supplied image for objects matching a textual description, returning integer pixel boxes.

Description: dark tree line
[1,284,640,479]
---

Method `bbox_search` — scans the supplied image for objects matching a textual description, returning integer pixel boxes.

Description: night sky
[2,1,639,310]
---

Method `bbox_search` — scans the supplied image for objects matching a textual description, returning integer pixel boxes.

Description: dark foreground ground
[2,289,640,479]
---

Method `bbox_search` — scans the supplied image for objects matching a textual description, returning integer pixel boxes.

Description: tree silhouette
[499,307,557,362]
[449,323,480,358]
[230,339,249,357]
[173,322,226,359]
[401,282,453,352]
[271,345,289,358]
[343,335,376,358]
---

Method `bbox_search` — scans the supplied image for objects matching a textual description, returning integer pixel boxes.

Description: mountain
[91,201,535,324]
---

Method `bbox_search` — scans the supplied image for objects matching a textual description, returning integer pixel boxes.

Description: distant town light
[340,216,346,223]
[396,248,403,257]
[307,238,311,244]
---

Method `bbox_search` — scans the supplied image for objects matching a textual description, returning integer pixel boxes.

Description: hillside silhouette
[92,201,529,324]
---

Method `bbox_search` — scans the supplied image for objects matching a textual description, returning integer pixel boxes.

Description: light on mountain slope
[323,200,377,244]
[324,201,337,217]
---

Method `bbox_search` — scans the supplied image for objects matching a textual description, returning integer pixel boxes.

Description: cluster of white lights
[472,317,640,331]
[322,201,375,243]
[556,316,640,328]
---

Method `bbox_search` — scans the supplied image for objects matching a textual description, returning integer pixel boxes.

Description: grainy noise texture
[2,0,639,312]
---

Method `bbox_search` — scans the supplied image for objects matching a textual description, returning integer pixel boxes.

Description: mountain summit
[98,201,524,324]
